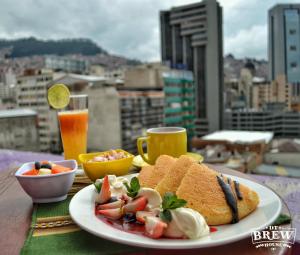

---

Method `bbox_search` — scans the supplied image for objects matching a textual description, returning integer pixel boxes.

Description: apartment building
[160,0,223,134]
[224,110,300,138]
[0,109,39,151]
[252,75,292,111]
[16,69,55,152]
[45,55,88,74]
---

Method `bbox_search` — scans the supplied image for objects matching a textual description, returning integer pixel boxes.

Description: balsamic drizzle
[216,175,239,224]
[234,181,243,200]
[227,177,231,185]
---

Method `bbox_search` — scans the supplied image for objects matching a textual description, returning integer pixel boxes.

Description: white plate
[69,174,282,249]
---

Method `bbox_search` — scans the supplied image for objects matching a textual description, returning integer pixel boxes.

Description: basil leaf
[161,192,187,211]
[169,199,187,209]
[160,210,172,222]
[273,214,291,225]
[130,177,140,191]
[124,177,140,198]
[94,182,102,193]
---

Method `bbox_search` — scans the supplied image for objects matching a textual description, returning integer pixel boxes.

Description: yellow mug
[137,127,187,165]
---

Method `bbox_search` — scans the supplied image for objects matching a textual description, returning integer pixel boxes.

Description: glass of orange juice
[58,95,88,164]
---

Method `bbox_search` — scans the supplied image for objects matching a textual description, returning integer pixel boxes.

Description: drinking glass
[58,95,88,164]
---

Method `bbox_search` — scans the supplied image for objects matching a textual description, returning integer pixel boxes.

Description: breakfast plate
[69,173,282,249]
[132,152,203,168]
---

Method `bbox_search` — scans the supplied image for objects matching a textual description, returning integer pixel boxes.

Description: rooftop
[0,108,37,118]
[201,130,274,144]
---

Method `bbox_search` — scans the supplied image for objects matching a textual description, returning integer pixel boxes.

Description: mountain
[224,54,268,80]
[0,37,107,57]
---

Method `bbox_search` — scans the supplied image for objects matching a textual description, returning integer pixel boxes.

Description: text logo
[251,226,296,250]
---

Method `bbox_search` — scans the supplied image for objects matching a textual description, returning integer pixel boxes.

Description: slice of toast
[155,155,196,197]
[138,155,176,189]
[176,163,260,225]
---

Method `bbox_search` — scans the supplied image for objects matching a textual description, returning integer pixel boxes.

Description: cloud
[0,0,299,61]
[225,24,267,59]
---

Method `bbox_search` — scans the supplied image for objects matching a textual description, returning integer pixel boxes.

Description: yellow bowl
[78,149,134,181]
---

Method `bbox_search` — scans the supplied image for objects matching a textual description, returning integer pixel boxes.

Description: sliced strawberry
[97,200,124,210]
[96,208,123,220]
[123,196,147,213]
[96,176,111,204]
[120,194,131,204]
[144,216,167,239]
[136,211,156,224]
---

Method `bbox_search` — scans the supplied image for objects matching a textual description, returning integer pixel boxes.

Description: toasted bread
[176,163,259,225]
[138,155,176,189]
[155,155,196,196]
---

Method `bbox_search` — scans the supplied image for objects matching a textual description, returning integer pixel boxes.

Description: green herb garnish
[273,214,291,225]
[94,182,102,193]
[124,177,140,198]
[159,192,187,222]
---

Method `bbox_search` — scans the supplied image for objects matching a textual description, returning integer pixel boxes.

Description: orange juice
[58,110,88,163]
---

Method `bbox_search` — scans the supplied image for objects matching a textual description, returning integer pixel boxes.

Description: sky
[0,0,299,61]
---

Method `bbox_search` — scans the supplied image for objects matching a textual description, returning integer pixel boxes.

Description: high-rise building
[268,4,300,84]
[160,0,223,136]
[224,110,300,138]
[0,109,39,151]
[16,69,56,152]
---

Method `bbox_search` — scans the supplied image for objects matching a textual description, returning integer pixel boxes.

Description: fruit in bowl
[79,149,134,181]
[15,160,77,203]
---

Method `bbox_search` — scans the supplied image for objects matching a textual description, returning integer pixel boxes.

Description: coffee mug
[137,127,187,165]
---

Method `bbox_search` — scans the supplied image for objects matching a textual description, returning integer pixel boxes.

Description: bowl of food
[15,160,77,203]
[79,149,134,181]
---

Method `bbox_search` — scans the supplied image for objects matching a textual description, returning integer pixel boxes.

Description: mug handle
[137,137,150,164]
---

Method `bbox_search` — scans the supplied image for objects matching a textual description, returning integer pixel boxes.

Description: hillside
[0,37,107,57]
[224,54,268,80]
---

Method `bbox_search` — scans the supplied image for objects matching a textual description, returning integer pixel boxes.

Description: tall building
[0,109,39,151]
[163,70,196,139]
[252,75,292,111]
[160,0,223,135]
[16,69,56,152]
[224,110,300,138]
[268,4,300,84]
[45,55,88,74]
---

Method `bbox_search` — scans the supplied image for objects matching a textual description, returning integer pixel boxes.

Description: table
[0,150,296,255]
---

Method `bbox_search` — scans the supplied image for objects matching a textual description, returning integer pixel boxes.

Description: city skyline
[1,0,300,61]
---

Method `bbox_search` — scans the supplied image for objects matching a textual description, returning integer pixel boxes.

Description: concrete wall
[83,86,122,151]
[124,64,168,88]
[264,152,300,167]
[0,115,39,151]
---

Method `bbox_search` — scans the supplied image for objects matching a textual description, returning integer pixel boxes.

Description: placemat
[21,175,145,255]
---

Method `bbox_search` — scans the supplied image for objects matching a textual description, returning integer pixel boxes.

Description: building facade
[224,110,300,138]
[160,0,223,135]
[268,4,300,85]
[252,75,292,111]
[0,109,39,151]
[16,69,56,152]
[45,55,88,74]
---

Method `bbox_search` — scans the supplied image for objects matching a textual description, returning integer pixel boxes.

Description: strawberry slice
[97,200,124,210]
[144,216,167,239]
[96,176,111,204]
[136,211,156,224]
[96,208,123,220]
[123,196,147,213]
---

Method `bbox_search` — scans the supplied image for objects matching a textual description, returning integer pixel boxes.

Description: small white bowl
[15,160,77,203]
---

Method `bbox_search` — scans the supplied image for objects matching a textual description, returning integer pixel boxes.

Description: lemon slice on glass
[47,84,70,109]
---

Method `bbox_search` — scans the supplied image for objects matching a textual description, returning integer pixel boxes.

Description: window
[289,29,296,35]
[290,45,297,51]
[290,62,297,68]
